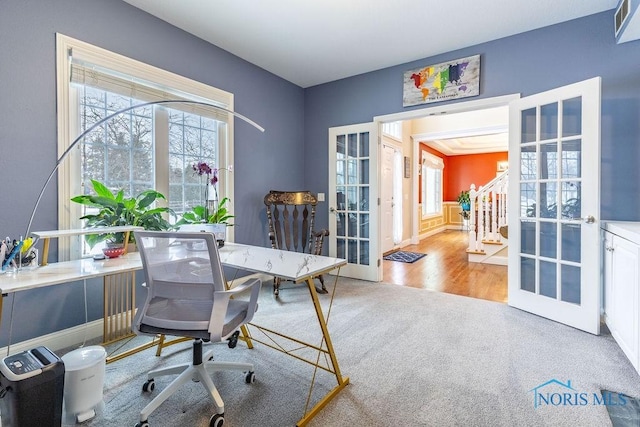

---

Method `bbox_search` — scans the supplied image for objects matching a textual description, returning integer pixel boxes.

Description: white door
[508,77,601,334]
[328,123,381,281]
[381,144,395,253]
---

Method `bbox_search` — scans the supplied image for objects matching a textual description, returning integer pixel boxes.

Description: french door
[328,123,381,281]
[381,144,396,254]
[507,77,601,334]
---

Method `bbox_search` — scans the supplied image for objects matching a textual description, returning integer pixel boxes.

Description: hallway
[382,230,507,303]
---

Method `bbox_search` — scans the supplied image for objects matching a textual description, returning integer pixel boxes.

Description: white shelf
[30,226,143,266]
[31,226,143,239]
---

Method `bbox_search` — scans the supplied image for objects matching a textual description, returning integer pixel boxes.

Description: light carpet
[63,278,640,427]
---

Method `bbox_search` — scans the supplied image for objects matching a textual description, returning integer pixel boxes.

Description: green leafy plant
[176,197,234,226]
[457,190,471,211]
[71,179,175,248]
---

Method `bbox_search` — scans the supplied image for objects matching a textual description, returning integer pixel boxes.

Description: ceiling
[426,133,509,156]
[123,0,617,88]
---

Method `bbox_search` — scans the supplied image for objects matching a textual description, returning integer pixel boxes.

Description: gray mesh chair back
[133,230,261,426]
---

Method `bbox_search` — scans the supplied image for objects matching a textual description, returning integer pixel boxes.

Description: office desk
[0,242,348,426]
[218,243,349,426]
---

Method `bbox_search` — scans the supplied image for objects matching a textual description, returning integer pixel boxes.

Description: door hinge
[378,197,381,206]
[378,258,381,267]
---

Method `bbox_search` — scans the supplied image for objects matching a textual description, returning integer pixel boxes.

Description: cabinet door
[603,231,614,324]
[609,233,639,370]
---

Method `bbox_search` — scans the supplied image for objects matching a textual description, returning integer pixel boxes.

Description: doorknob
[329,207,336,213]
[569,215,595,224]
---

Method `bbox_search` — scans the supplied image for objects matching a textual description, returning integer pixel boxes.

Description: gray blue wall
[1,2,638,346]
[0,0,304,346]
[304,11,640,229]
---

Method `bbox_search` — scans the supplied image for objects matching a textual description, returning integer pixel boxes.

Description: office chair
[133,231,261,427]
[264,190,329,296]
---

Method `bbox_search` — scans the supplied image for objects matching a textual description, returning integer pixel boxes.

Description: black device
[0,346,65,427]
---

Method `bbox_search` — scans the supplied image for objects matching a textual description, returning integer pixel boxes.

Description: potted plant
[71,179,175,249]
[176,198,234,244]
[176,162,234,246]
[457,190,471,212]
[176,197,234,226]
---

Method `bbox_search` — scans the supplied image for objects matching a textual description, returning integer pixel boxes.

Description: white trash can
[61,346,107,423]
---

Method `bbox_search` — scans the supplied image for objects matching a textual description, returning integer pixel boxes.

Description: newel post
[468,184,477,252]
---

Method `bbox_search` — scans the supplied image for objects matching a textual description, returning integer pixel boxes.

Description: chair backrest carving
[264,190,325,255]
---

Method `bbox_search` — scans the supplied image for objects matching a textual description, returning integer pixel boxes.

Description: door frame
[374,94,520,245]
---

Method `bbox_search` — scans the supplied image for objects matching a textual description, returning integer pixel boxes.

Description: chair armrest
[208,278,261,341]
[227,277,261,323]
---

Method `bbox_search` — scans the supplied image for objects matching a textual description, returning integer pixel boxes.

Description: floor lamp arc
[25,100,265,241]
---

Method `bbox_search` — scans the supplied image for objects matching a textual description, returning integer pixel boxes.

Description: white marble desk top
[0,242,346,294]
[219,243,346,282]
[0,252,143,295]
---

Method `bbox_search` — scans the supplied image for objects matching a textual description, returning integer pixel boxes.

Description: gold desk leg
[296,275,350,427]
[239,324,254,349]
[103,272,136,344]
[41,238,50,266]
[106,338,160,364]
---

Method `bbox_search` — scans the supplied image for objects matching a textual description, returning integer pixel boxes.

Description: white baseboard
[0,319,103,356]
[418,226,447,241]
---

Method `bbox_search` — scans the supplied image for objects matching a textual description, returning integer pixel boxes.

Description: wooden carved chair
[264,190,330,297]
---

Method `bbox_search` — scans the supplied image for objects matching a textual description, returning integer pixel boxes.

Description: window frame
[420,151,444,219]
[56,34,235,260]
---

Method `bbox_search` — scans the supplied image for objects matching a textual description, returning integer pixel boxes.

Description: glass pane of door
[517,98,584,304]
[328,122,380,281]
[335,131,370,266]
[509,77,600,335]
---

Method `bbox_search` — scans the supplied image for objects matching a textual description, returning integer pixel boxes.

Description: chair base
[138,340,254,424]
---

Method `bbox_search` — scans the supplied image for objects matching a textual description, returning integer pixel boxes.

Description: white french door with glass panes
[508,77,601,334]
[328,123,381,281]
[381,144,395,254]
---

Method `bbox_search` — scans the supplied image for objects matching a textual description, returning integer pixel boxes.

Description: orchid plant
[176,161,234,226]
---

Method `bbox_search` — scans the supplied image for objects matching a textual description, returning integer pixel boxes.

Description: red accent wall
[418,143,507,202]
[445,152,508,201]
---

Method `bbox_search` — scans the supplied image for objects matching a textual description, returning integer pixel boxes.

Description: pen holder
[1,238,38,271]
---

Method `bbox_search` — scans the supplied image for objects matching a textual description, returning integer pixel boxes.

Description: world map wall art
[403,54,480,107]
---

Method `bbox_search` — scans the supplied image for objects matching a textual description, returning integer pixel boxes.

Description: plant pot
[179,223,226,246]
[461,202,470,211]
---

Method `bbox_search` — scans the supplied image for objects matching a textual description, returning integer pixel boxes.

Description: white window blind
[70,61,231,121]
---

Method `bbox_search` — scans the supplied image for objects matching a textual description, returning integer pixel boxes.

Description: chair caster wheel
[227,330,240,348]
[142,379,155,392]
[210,413,224,427]
[134,421,149,427]
[245,371,256,384]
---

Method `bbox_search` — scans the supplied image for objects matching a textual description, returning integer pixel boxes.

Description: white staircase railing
[467,170,509,254]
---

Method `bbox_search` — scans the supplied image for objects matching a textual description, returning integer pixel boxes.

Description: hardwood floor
[382,229,507,303]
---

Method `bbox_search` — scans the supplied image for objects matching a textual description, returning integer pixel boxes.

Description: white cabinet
[602,221,640,373]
